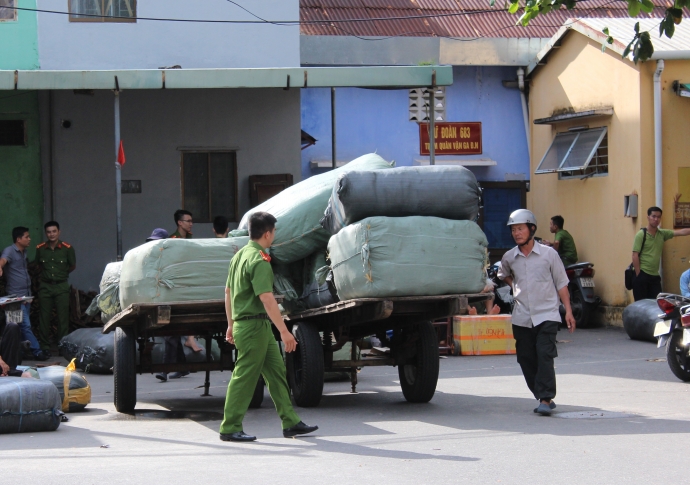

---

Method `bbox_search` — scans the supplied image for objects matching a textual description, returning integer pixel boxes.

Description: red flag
[117,140,126,166]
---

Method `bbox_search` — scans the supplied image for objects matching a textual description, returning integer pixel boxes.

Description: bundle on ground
[36,360,92,412]
[0,378,63,434]
[321,165,482,235]
[328,216,488,301]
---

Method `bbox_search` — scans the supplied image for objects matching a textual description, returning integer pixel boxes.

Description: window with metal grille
[69,0,136,22]
[0,0,16,21]
[181,151,238,223]
[0,120,26,146]
[535,127,608,179]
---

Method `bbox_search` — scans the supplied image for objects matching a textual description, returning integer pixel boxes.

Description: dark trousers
[513,321,559,401]
[632,271,662,301]
[163,336,186,365]
[0,322,22,376]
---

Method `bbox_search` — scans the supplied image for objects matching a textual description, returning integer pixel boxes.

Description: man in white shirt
[498,210,576,415]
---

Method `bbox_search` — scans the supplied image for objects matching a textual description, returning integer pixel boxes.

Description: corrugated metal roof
[300,0,673,38]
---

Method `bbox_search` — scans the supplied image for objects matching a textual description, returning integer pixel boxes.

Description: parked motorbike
[654,293,690,382]
[563,262,601,329]
[487,262,514,314]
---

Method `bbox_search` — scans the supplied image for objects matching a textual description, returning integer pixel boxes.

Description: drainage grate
[553,411,636,419]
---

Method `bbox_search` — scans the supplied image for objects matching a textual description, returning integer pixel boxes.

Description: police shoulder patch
[259,251,271,262]
[36,242,46,249]
[61,242,72,248]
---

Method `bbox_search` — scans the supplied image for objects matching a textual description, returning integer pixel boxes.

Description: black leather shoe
[155,373,168,382]
[220,431,256,442]
[33,351,50,361]
[283,421,318,438]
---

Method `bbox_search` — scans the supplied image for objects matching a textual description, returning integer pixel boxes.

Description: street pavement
[3,326,688,484]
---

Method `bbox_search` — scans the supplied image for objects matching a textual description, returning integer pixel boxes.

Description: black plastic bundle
[622,299,662,342]
[0,378,63,434]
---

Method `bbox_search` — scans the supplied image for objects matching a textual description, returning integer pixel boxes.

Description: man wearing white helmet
[497,209,576,416]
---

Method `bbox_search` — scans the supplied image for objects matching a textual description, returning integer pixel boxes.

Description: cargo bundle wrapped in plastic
[321,165,482,235]
[328,216,488,301]
[85,261,123,323]
[0,378,64,434]
[119,236,249,308]
[37,360,92,412]
[300,250,338,309]
[239,153,392,264]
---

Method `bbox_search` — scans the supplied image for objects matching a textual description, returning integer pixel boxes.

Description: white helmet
[507,209,537,228]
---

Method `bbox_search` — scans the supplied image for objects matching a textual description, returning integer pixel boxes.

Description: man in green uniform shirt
[219,211,318,442]
[35,221,76,354]
[632,206,690,301]
[170,209,193,239]
[543,215,578,267]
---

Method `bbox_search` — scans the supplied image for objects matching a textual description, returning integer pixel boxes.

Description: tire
[570,286,592,329]
[114,326,137,413]
[666,331,690,382]
[286,323,324,407]
[248,377,265,409]
[398,321,439,403]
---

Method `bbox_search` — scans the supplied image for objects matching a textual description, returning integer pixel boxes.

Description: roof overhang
[0,66,452,91]
[533,107,614,125]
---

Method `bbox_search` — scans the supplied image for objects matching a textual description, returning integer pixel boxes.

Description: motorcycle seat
[565,262,593,270]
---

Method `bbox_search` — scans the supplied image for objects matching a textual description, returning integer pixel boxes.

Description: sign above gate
[419,122,482,156]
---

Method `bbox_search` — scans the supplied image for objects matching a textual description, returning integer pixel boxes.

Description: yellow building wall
[528,32,643,306]
[657,60,690,294]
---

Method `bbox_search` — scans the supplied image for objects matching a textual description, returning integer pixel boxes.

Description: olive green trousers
[219,319,300,434]
[38,281,70,351]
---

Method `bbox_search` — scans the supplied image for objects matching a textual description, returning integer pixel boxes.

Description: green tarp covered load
[320,165,482,235]
[119,236,249,308]
[328,216,488,301]
[85,261,123,323]
[239,153,393,264]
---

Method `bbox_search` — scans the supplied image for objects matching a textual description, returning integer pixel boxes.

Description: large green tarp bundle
[239,153,392,264]
[119,237,249,308]
[85,261,123,323]
[328,216,488,301]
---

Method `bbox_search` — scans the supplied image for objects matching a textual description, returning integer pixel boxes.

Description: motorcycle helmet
[507,209,537,228]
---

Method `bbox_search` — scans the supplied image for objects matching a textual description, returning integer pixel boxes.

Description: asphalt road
[3,326,687,484]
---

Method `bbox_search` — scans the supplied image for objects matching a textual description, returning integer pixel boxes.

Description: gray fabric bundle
[320,165,482,235]
[0,378,63,434]
[328,216,488,301]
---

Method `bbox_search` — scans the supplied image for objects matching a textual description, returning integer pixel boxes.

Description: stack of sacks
[119,236,248,308]
[321,165,488,301]
[85,261,123,323]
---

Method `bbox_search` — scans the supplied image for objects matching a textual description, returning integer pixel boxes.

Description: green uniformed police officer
[219,211,318,442]
[35,221,76,353]
[170,209,193,239]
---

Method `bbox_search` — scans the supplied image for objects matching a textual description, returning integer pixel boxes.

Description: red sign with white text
[419,122,482,156]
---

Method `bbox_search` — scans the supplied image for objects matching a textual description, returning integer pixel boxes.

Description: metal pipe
[48,90,55,220]
[654,60,665,209]
[114,90,123,261]
[517,67,531,156]
[429,88,435,165]
[331,87,336,169]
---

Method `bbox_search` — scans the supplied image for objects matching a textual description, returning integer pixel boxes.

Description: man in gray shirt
[0,226,48,361]
[498,210,576,415]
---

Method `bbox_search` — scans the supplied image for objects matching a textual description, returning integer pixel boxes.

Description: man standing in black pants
[632,206,690,301]
[498,209,576,416]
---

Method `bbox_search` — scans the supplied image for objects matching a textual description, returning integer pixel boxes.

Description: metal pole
[429,88,435,166]
[331,87,336,169]
[114,90,123,261]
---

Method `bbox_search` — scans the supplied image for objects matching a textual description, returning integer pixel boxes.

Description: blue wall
[301,66,529,181]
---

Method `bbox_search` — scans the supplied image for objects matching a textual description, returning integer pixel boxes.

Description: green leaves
[508,1,520,14]
[628,1,641,17]
[601,28,615,53]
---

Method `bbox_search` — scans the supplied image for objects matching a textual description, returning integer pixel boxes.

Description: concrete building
[526,18,690,313]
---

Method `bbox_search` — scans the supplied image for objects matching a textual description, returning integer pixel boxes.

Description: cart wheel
[398,321,439,403]
[114,326,137,413]
[248,377,265,409]
[452,339,461,357]
[286,323,324,407]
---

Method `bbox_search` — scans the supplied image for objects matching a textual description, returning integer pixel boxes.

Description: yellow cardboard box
[452,315,516,356]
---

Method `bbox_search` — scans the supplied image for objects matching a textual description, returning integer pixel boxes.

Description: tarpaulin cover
[238,153,392,264]
[120,237,248,308]
[300,251,337,309]
[37,360,92,412]
[60,328,221,373]
[85,261,123,323]
[321,165,482,235]
[0,378,63,434]
[623,299,661,343]
[328,216,488,301]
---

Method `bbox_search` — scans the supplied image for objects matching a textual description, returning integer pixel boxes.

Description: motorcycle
[487,262,514,314]
[654,293,690,382]
[563,262,601,329]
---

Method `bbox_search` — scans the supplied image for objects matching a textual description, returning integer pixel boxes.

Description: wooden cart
[103,293,489,412]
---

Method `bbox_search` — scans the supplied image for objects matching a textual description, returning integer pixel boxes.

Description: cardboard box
[452,315,516,356]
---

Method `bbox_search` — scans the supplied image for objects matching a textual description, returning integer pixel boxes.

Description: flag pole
[114,77,123,261]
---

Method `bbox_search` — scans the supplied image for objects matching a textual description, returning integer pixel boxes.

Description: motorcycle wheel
[569,285,592,329]
[666,331,690,382]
